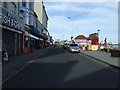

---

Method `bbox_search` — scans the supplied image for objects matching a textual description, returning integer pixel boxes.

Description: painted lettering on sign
[2,15,22,30]
[0,7,24,31]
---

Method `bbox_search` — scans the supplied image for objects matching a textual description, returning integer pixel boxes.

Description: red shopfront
[43,33,48,48]
[89,35,99,45]
[88,33,99,45]
[20,25,31,53]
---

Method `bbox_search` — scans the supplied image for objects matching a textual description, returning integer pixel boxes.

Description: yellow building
[34,0,42,23]
[34,0,48,35]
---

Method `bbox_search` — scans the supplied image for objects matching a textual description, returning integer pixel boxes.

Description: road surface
[3,46,119,88]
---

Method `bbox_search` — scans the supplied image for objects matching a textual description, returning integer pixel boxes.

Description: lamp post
[68,17,73,41]
[98,30,100,43]
[98,30,100,37]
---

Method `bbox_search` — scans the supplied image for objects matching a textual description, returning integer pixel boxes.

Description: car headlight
[71,49,74,51]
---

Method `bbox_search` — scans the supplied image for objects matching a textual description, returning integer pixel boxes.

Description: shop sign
[0,8,24,31]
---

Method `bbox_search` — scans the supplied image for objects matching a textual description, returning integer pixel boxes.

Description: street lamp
[98,30,100,37]
[68,17,73,41]
[98,30,100,43]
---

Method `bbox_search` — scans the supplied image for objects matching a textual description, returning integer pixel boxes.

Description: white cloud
[45,3,92,13]
[46,2,118,43]
[43,0,118,2]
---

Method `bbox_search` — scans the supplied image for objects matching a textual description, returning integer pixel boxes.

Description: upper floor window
[22,2,26,7]
[3,2,7,9]
[11,2,16,14]
[29,2,34,9]
[0,1,1,4]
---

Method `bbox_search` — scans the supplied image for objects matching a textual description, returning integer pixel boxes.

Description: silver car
[67,43,81,53]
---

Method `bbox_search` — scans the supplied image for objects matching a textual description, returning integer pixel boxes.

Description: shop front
[43,33,48,48]
[23,26,31,53]
[0,8,24,56]
[29,25,45,50]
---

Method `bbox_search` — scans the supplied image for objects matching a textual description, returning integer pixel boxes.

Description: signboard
[25,31,30,36]
[0,7,24,31]
[74,39,87,42]
[50,36,52,40]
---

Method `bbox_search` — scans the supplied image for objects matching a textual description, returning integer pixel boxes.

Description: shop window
[29,2,33,9]
[22,2,26,7]
[3,2,7,9]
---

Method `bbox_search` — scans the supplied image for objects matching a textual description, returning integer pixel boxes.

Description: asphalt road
[3,46,119,88]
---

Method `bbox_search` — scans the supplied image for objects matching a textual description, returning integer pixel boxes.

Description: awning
[30,34,39,40]
[29,25,44,39]
[43,33,48,40]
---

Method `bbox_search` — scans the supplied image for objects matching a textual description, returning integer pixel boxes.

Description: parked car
[63,43,69,49]
[67,43,81,53]
[0,42,8,62]
[103,46,111,52]
[110,45,120,57]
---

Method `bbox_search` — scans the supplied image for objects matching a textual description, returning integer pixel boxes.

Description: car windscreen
[64,43,67,45]
[70,44,78,47]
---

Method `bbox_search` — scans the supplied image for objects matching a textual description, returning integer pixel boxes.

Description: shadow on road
[2,46,65,79]
[3,60,119,88]
[3,60,79,88]
[61,68,119,88]
[3,46,119,88]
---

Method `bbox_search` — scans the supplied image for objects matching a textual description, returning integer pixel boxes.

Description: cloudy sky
[44,0,118,44]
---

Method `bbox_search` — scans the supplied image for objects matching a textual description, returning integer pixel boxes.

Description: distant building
[34,0,49,35]
[88,33,99,45]
[34,0,49,46]
[74,35,87,44]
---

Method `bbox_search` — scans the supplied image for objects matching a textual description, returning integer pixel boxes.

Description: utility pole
[98,30,100,43]
[68,17,73,41]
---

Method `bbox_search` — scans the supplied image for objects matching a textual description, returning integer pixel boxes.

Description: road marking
[2,60,35,84]
[27,60,35,64]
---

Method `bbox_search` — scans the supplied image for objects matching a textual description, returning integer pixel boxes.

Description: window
[3,2,7,9]
[29,15,31,25]
[29,2,33,9]
[0,1,2,7]
[20,10,26,17]
[22,2,26,7]
[11,2,16,14]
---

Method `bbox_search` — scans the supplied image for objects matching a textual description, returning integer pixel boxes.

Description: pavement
[2,46,53,80]
[80,50,120,68]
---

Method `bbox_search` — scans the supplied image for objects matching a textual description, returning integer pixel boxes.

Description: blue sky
[44,1,118,44]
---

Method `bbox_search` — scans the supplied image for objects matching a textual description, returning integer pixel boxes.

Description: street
[3,46,119,88]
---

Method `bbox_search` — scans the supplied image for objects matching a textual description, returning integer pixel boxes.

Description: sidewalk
[80,50,120,68]
[2,46,53,80]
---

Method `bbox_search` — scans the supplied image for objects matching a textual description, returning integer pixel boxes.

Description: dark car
[110,45,120,57]
[103,46,111,52]
[63,43,69,49]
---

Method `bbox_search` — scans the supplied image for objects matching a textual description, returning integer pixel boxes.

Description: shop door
[15,33,20,55]
[2,29,15,56]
